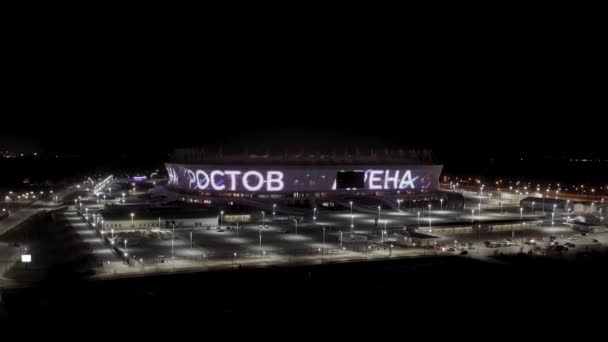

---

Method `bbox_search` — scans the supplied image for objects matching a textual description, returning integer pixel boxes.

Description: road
[60,204,129,274]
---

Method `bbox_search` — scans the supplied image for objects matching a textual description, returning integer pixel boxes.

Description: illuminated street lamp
[313,208,317,223]
[349,201,354,230]
[272,203,276,216]
[220,210,224,226]
[428,204,432,229]
[520,207,523,220]
[532,201,535,214]
[378,206,382,221]
[261,210,266,228]
[258,226,262,253]
[417,211,420,227]
[122,192,125,203]
[440,198,443,211]
[397,199,402,211]
[322,226,326,263]
[130,212,134,227]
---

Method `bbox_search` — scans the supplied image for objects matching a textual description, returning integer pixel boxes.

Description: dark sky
[1,3,605,162]
[1,96,606,159]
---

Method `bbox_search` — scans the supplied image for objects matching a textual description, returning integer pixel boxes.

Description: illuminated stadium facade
[164,148,461,208]
[165,164,441,194]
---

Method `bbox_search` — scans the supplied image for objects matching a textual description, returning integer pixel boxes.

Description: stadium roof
[170,148,438,165]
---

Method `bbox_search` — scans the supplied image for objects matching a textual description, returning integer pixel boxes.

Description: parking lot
[60,185,608,278]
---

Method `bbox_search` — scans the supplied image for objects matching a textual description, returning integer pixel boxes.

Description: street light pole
[417,211,420,227]
[259,227,262,254]
[294,219,298,234]
[542,195,545,215]
[383,220,387,242]
[520,207,523,220]
[171,224,175,260]
[322,226,325,263]
[349,201,354,231]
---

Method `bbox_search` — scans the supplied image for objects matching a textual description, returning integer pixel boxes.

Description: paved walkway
[61,205,129,273]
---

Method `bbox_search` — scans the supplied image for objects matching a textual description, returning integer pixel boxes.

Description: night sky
[1,2,605,166]
[1,96,606,158]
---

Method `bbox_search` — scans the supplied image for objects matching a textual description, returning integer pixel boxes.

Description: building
[520,197,568,212]
[164,148,462,209]
[521,197,606,214]
[99,205,218,231]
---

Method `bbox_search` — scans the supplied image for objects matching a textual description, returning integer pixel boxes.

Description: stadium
[164,148,464,212]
